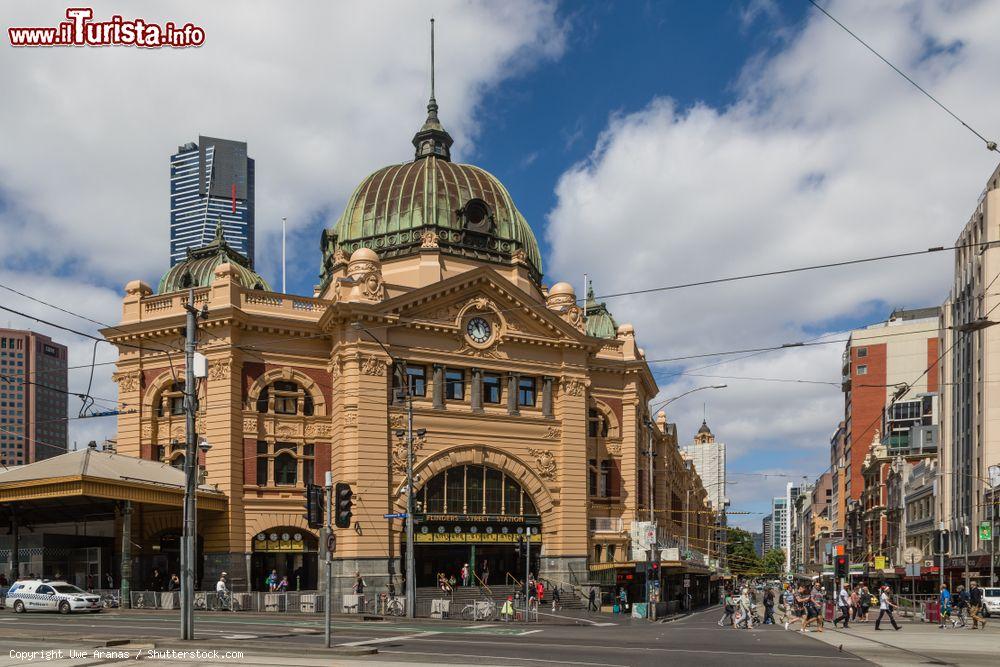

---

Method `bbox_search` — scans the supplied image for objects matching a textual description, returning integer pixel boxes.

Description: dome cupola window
[460,198,493,233]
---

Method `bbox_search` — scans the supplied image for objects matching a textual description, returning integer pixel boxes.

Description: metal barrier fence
[123,591,338,613]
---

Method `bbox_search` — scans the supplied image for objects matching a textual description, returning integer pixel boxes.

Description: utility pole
[181,288,204,640]
[525,530,531,623]
[324,471,333,648]
[281,217,287,294]
[405,386,416,619]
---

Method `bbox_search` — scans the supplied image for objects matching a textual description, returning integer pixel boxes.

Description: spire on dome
[697,420,712,435]
[412,18,454,161]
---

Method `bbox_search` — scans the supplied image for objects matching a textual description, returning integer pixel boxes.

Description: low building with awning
[0,447,225,594]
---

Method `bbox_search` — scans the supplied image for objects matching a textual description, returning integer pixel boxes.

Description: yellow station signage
[414,531,542,544]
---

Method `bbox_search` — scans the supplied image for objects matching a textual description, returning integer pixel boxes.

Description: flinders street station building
[0,92,717,608]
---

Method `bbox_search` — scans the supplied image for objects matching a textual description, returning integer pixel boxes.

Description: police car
[6,580,102,614]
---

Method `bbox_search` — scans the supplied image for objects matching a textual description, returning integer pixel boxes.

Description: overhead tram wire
[806,0,999,154]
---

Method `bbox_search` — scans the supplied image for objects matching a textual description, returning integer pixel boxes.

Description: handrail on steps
[471,570,492,597]
[506,572,523,589]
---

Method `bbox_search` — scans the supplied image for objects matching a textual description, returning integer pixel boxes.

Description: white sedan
[7,580,102,614]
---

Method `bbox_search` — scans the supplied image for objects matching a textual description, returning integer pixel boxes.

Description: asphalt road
[0,606,863,666]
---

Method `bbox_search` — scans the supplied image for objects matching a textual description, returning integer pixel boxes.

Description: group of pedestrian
[717,585,759,629]
[147,568,181,592]
[938,582,988,630]
[263,569,290,592]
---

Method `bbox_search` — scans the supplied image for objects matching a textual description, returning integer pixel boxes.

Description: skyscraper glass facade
[170,136,255,267]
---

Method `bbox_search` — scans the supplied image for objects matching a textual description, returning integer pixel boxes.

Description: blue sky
[3,1,1000,531]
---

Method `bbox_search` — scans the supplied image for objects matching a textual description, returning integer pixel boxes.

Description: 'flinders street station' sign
[413,514,541,544]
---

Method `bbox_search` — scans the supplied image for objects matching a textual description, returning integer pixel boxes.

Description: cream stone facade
[103,93,713,601]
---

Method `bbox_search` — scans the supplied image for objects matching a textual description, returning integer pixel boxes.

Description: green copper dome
[158,222,270,294]
[319,95,542,290]
[585,283,618,339]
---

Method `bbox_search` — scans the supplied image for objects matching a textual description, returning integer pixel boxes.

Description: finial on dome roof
[412,18,453,161]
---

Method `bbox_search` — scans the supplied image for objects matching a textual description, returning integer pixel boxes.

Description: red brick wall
[315,441,331,485]
[243,438,257,485]
[849,343,886,501]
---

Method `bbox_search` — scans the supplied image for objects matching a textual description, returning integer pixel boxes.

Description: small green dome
[585,283,618,340]
[158,223,270,294]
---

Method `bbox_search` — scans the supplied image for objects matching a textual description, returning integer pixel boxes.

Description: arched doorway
[406,464,541,587]
[250,528,318,591]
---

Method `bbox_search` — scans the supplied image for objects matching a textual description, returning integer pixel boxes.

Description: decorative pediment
[381,268,585,345]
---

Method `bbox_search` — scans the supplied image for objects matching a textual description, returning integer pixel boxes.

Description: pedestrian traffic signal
[515,536,524,558]
[334,482,353,529]
[834,554,848,578]
[933,529,950,555]
[305,484,324,528]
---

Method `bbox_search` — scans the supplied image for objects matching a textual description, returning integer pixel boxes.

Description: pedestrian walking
[849,586,860,621]
[718,589,735,627]
[938,584,951,629]
[215,572,230,610]
[763,587,775,625]
[969,581,986,629]
[587,587,598,612]
[833,582,851,629]
[780,583,796,629]
[857,584,872,622]
[266,569,278,591]
[149,568,163,592]
[480,560,490,586]
[353,571,366,595]
[501,596,515,622]
[167,573,180,591]
[552,586,561,612]
[874,585,901,631]
[737,587,754,629]
[810,581,826,631]
[953,585,969,627]
[618,587,628,614]
[461,563,470,587]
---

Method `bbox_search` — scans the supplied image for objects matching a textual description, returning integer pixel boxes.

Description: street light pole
[180,288,204,641]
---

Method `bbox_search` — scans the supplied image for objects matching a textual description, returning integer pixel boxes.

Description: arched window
[155,381,185,418]
[416,466,540,517]
[274,451,297,485]
[588,408,609,438]
[170,454,185,469]
[256,380,315,416]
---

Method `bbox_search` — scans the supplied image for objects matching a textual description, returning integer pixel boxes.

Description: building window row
[256,380,315,416]
[393,363,554,417]
[255,441,315,487]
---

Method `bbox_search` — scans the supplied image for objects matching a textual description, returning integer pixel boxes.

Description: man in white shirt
[215,572,229,610]
[833,582,851,628]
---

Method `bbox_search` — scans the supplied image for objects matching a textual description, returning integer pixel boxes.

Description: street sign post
[384,513,409,519]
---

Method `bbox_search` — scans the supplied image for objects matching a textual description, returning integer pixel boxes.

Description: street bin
[824,602,834,622]
[926,601,940,623]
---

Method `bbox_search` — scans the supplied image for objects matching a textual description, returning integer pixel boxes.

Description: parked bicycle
[461,598,496,621]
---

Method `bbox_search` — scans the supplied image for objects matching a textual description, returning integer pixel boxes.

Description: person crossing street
[833,582,851,629]
[875,585,901,631]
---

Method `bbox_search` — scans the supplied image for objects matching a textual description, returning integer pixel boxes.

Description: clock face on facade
[466,317,492,344]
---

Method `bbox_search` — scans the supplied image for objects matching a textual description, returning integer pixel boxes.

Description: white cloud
[0,0,565,446]
[546,1,1000,519]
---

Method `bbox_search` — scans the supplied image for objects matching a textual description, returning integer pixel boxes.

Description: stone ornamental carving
[276,424,297,437]
[545,282,585,332]
[243,418,258,433]
[305,422,331,438]
[170,424,185,440]
[208,360,231,381]
[112,371,140,393]
[361,355,387,376]
[606,441,622,456]
[528,448,557,481]
[344,412,358,427]
[511,248,527,265]
[333,247,347,266]
[421,229,439,248]
[392,431,426,474]
[141,423,152,440]
[389,413,406,430]
[561,378,586,397]
[542,426,562,440]
[345,249,385,303]
[328,358,341,380]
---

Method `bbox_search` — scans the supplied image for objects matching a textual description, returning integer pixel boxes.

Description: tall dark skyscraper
[170,136,255,267]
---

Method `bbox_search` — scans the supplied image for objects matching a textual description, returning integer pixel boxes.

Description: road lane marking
[338,630,439,647]
[381,650,628,667]
[517,629,543,635]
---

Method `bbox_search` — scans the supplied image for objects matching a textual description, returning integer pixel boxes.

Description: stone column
[542,376,554,419]
[507,372,520,416]
[471,368,483,413]
[432,364,445,410]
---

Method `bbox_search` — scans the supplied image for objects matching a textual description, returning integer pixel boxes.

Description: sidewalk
[802,617,998,666]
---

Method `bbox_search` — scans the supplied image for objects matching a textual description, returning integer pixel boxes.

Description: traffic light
[334,482,353,529]
[305,484,324,529]
[834,554,848,579]
[515,536,523,558]
[934,529,950,555]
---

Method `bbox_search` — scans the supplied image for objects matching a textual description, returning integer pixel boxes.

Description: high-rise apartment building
[170,136,255,267]
[771,495,788,554]
[829,421,847,538]
[762,514,773,556]
[841,307,940,506]
[939,162,1000,561]
[0,329,68,464]
[683,420,727,512]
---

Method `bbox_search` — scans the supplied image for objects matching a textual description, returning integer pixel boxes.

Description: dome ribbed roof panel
[328,156,542,275]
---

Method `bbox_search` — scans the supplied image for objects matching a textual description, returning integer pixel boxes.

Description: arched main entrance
[407,464,541,587]
[250,528,318,591]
